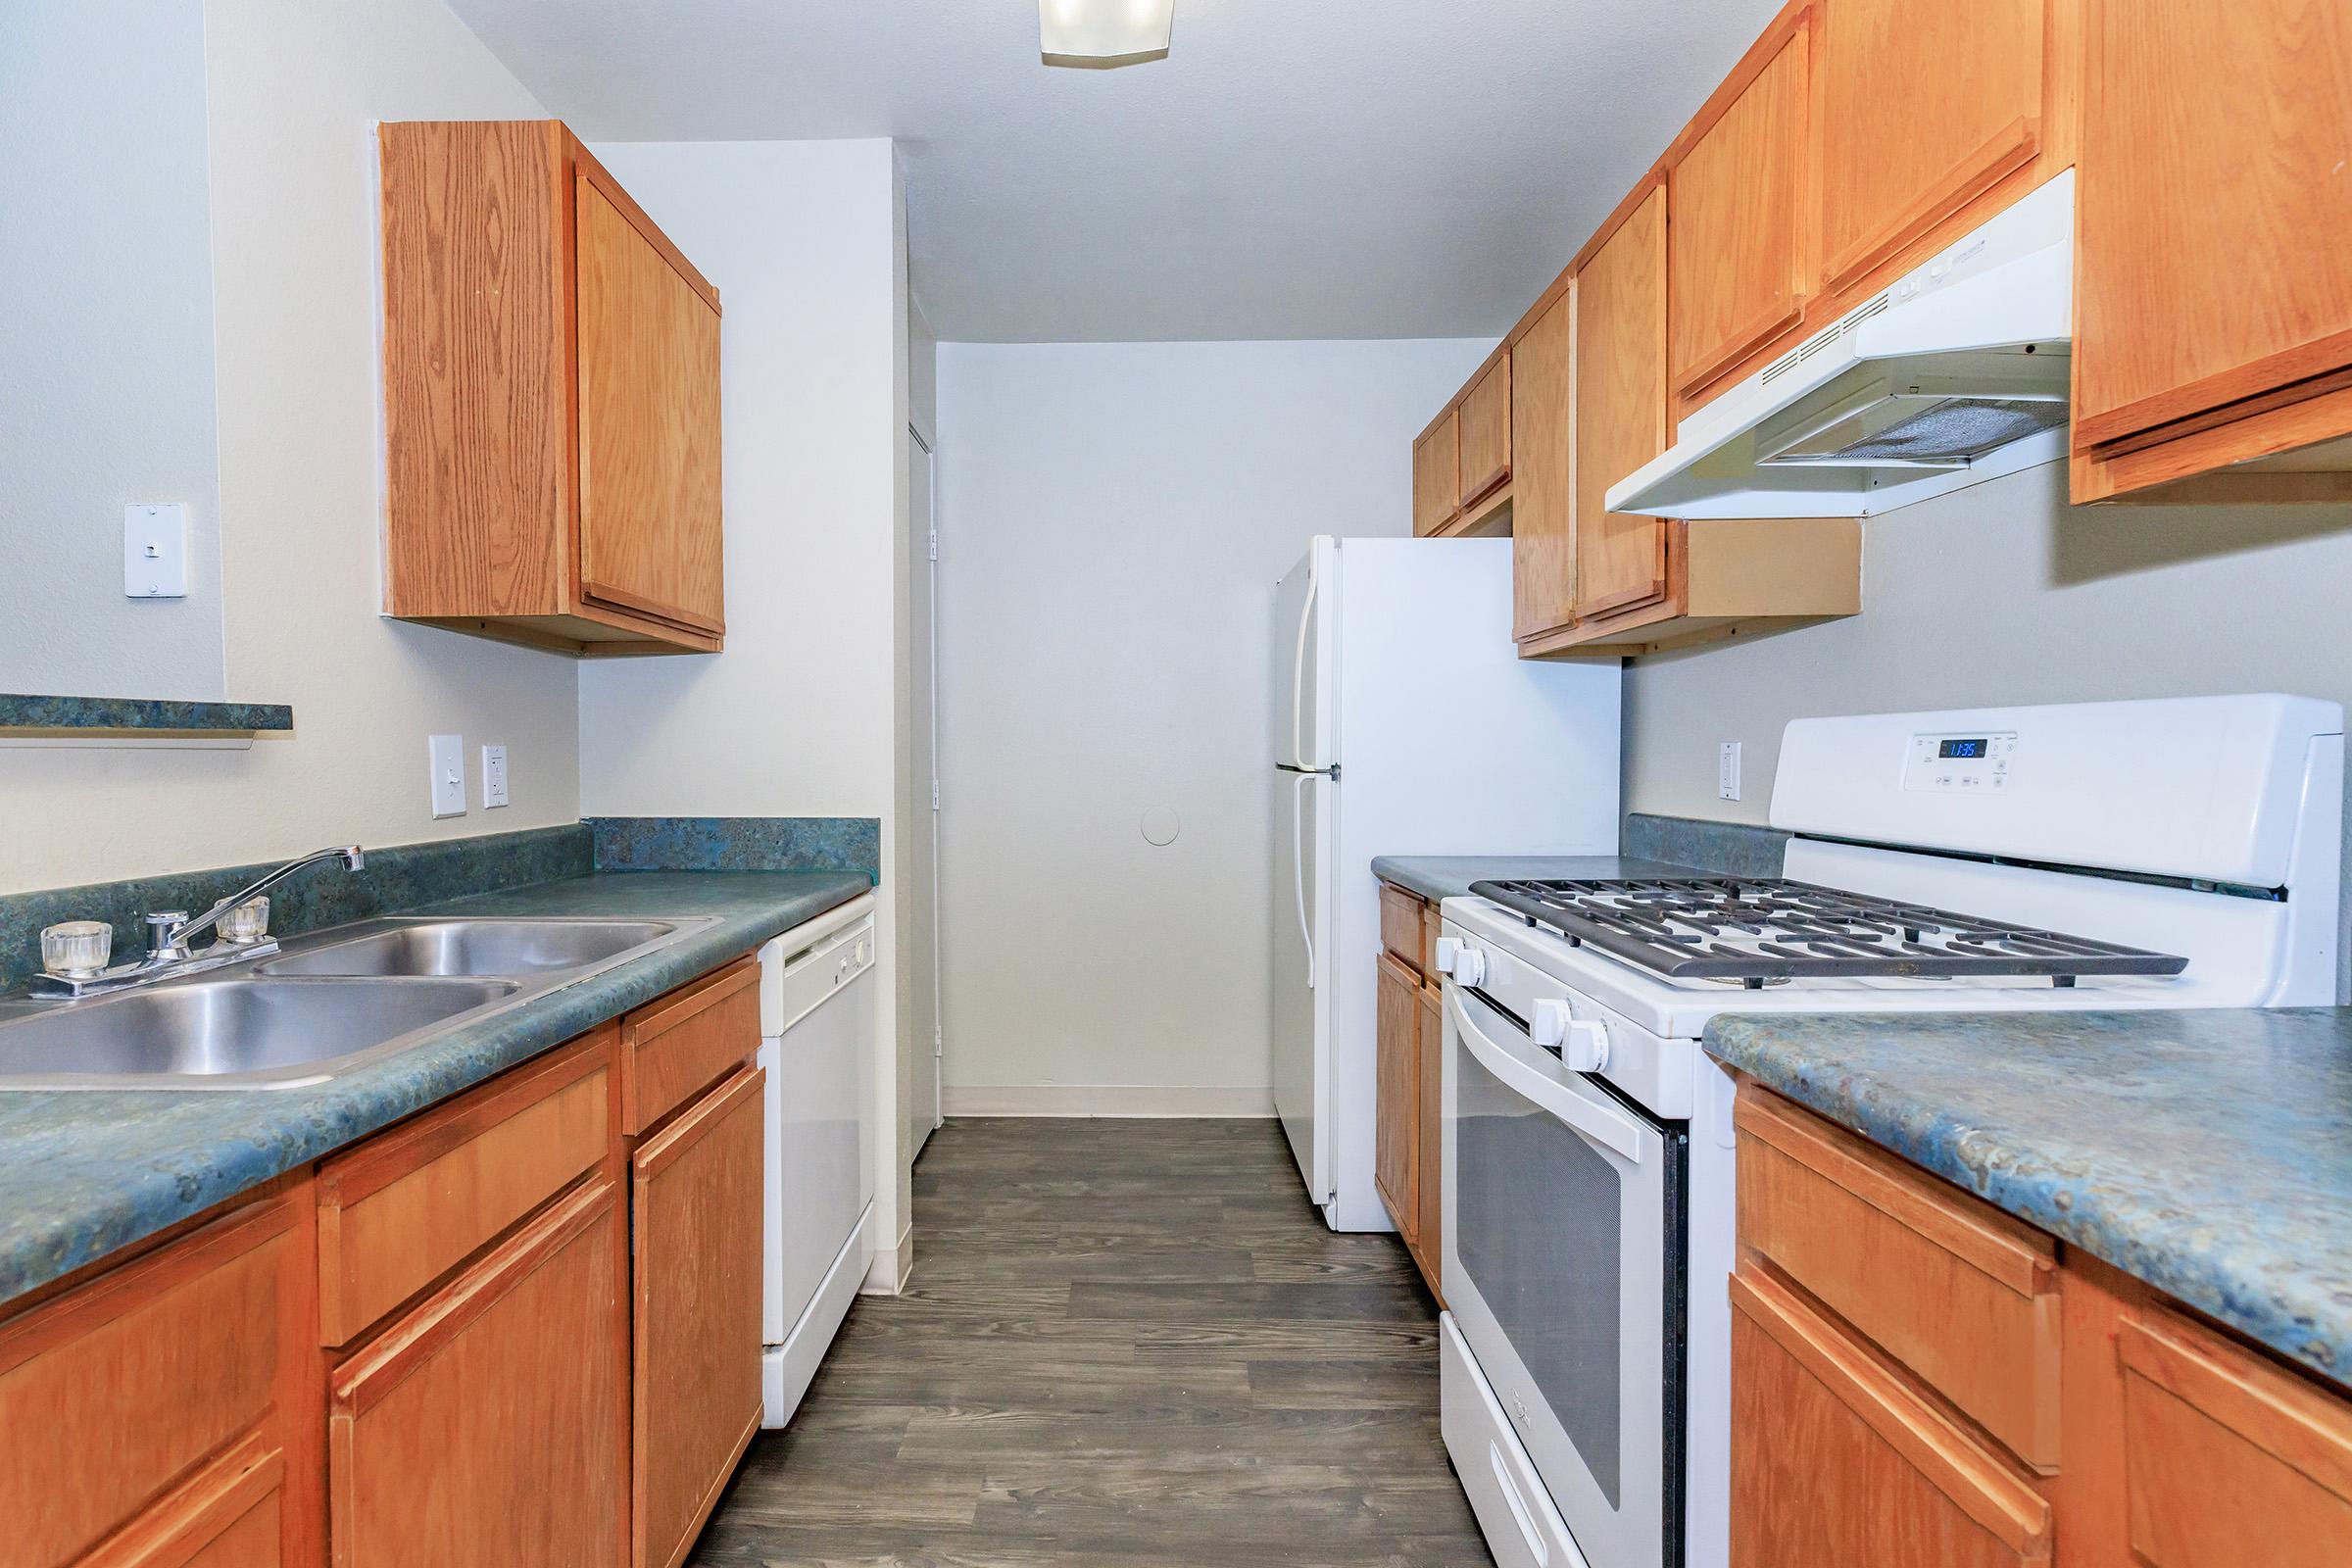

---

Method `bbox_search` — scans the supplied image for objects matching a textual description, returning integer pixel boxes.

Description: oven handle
[1449,987,1644,1164]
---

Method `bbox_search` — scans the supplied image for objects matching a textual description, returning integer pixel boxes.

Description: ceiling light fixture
[1039,0,1175,69]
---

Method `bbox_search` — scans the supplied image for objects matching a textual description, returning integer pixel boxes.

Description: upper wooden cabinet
[1410,411,1460,536]
[1816,0,2045,296]
[1574,189,1674,625]
[2071,0,2352,501]
[381,121,724,657]
[1667,17,1812,402]
[1456,353,1512,508]
[1510,286,1576,642]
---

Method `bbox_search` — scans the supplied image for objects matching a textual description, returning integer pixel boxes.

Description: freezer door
[1274,540,1336,771]
[1272,767,1332,1204]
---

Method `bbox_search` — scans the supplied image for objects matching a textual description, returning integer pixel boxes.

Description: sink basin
[0,977,520,1089]
[255,918,680,978]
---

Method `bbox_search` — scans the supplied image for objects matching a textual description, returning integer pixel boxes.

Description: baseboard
[860,1216,913,1296]
[940,1084,1277,1118]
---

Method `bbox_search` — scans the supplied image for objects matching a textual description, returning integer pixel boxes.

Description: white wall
[933,337,1490,1112]
[573,138,913,1279]
[0,0,227,702]
[1622,460,2352,997]
[0,0,582,895]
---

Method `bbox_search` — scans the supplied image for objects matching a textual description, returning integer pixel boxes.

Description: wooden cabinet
[0,1192,311,1568]
[1373,953,1420,1250]
[1666,19,1812,403]
[1570,187,1671,627]
[1372,880,1444,1305]
[2072,0,2352,502]
[1510,285,1577,642]
[630,1068,766,1568]
[1815,0,2045,296]
[380,121,724,656]
[1456,353,1512,508]
[328,1179,626,1568]
[1411,412,1460,536]
[619,956,761,1136]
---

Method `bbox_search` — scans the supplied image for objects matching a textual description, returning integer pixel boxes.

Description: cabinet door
[1415,980,1443,1301]
[328,1179,626,1568]
[2116,1309,2352,1565]
[632,1067,766,1568]
[1667,21,1811,399]
[1817,0,2043,294]
[1574,189,1671,622]
[2076,0,2352,448]
[575,172,724,635]
[1411,412,1460,535]
[1511,284,1576,642]
[1457,354,1512,508]
[1373,954,1419,1246]
[1731,1269,2051,1568]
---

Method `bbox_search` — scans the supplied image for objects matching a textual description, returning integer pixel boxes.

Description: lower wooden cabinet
[630,1066,766,1568]
[328,1178,626,1568]
[1415,978,1443,1279]
[1373,954,1420,1249]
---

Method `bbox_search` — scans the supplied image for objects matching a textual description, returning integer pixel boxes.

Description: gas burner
[1468,876,2188,990]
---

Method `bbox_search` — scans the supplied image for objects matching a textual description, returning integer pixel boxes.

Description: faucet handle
[145,911,189,956]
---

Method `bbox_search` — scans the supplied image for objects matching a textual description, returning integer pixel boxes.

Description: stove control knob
[1449,946,1486,987]
[1530,999,1570,1049]
[1434,937,1462,975]
[1562,1019,1611,1074]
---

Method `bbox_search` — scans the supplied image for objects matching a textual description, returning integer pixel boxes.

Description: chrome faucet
[30,845,367,999]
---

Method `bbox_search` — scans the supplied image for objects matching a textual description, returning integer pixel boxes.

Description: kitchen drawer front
[623,956,761,1136]
[1378,883,1425,974]
[1736,1087,2061,1470]
[317,1028,613,1347]
[1419,900,1442,982]
[1731,1268,2052,1568]
[82,1434,284,1568]
[0,1196,292,1568]
[2117,1308,2352,1565]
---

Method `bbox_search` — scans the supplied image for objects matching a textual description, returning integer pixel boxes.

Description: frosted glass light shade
[1040,0,1175,68]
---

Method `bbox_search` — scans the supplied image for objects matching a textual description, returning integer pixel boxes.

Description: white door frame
[911,425,944,1141]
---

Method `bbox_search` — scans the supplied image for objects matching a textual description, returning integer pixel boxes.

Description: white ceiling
[443,0,1785,342]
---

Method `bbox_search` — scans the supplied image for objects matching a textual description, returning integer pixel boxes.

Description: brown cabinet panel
[621,956,761,1137]
[1412,413,1461,536]
[1373,954,1419,1247]
[83,1437,285,1568]
[2075,0,2352,450]
[575,172,725,636]
[1510,286,1577,642]
[1816,0,2043,295]
[1667,23,1811,401]
[1573,188,1671,623]
[631,1068,766,1568]
[1731,1268,2051,1568]
[1457,355,1512,508]
[1378,883,1425,973]
[1415,980,1444,1305]
[328,1178,626,1568]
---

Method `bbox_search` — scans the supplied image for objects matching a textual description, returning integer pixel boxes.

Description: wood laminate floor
[691,1116,1493,1567]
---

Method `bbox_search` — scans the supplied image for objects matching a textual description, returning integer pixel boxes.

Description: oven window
[1455,1039,1624,1505]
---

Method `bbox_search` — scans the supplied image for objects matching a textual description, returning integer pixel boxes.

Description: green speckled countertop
[1707,1008,2352,1390]
[0,871,868,1306]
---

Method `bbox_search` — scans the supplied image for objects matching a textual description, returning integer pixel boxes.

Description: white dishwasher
[758,892,878,1428]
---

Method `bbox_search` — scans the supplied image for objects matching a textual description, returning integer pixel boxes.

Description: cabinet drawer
[0,1197,292,1568]
[2118,1308,2352,1566]
[317,1029,612,1347]
[1736,1089,2061,1470]
[82,1434,284,1568]
[1731,1268,2051,1568]
[1378,883,1425,974]
[1419,900,1442,982]
[623,957,761,1136]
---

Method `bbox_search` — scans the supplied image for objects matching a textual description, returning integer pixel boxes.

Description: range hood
[1609,170,2075,519]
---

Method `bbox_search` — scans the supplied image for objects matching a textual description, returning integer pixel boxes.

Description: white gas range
[1431,695,2344,1568]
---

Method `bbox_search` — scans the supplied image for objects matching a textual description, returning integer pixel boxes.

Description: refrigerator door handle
[1289,558,1319,770]
[1293,771,1316,990]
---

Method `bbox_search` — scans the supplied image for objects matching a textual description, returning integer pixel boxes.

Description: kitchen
[2,0,2348,1565]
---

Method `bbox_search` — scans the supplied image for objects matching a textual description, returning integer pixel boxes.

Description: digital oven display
[1938,738,1990,760]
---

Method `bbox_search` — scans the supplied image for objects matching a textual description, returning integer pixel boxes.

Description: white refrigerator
[1272,535,1620,1231]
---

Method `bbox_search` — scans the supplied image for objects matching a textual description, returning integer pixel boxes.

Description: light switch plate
[1718,741,1742,802]
[123,504,188,599]
[481,743,509,808]
[428,734,466,818]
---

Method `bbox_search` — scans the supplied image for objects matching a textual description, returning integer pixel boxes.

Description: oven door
[1444,982,1688,1568]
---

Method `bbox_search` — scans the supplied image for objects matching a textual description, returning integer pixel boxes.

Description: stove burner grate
[1468,877,2189,989]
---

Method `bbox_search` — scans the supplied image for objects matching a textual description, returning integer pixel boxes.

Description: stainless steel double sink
[0,916,716,1091]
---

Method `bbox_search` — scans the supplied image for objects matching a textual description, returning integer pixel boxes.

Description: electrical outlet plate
[428,734,466,818]
[1719,741,1742,802]
[481,744,509,808]
[123,504,188,599]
